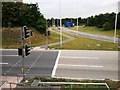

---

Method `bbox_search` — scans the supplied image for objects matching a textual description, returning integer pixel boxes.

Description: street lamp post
[114,13,118,43]
[60,18,62,45]
[76,0,79,35]
[114,1,120,43]
[77,18,79,35]
[59,0,62,46]
[46,21,49,49]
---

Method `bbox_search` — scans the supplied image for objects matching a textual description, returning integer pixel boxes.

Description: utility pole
[60,18,62,46]
[59,0,62,46]
[46,21,49,49]
[76,0,79,35]
[114,13,118,43]
[114,1,120,43]
[77,18,79,35]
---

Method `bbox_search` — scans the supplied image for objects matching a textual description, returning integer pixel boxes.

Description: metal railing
[38,82,110,90]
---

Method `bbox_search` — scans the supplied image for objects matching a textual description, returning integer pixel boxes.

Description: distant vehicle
[58,27,62,30]
[64,22,74,27]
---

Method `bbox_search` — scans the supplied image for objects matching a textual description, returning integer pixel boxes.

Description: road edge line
[53,76,119,82]
[51,50,61,77]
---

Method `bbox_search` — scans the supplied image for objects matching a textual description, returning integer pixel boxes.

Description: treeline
[47,17,86,27]
[47,12,120,30]
[87,12,120,30]
[2,2,46,34]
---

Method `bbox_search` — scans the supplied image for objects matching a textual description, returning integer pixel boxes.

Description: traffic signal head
[48,31,50,36]
[18,48,22,56]
[25,44,30,56]
[23,26,30,38]
[30,31,33,36]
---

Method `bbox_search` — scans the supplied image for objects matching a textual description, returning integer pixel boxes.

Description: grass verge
[69,26,119,38]
[20,77,119,90]
[50,36,118,51]
[50,27,118,51]
[2,27,67,49]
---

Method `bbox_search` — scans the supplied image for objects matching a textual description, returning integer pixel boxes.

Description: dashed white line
[25,51,45,74]
[7,70,9,73]
[58,64,103,68]
[51,50,61,77]
[3,59,22,75]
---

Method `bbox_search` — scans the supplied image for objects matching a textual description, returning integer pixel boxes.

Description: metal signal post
[18,26,32,79]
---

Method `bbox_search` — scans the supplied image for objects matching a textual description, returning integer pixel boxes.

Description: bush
[36,17,46,34]
[103,22,111,31]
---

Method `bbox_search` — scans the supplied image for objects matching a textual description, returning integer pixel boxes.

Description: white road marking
[7,70,9,73]
[60,56,99,60]
[0,55,18,57]
[51,50,61,77]
[3,59,22,75]
[0,63,9,65]
[58,64,103,68]
[25,50,45,74]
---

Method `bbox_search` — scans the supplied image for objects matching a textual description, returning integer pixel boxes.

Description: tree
[36,15,46,34]
[94,14,105,28]
[103,22,111,31]
[2,2,46,34]
[87,16,95,26]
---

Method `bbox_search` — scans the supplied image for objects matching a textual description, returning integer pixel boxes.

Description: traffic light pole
[21,27,25,79]
[46,21,49,49]
[19,26,31,79]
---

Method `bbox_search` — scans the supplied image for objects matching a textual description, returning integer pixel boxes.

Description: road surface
[54,50,119,81]
[1,49,58,77]
[0,49,119,81]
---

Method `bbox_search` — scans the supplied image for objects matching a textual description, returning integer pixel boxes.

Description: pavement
[0,76,23,89]
[40,28,75,48]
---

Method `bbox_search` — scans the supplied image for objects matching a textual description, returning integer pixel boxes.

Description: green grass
[50,27,118,51]
[69,26,119,38]
[2,27,118,50]
[2,27,67,49]
[50,36,118,51]
[21,77,119,90]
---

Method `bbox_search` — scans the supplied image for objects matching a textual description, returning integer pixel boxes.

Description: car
[58,27,62,30]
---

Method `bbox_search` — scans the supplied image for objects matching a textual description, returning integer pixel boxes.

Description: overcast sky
[23,0,120,19]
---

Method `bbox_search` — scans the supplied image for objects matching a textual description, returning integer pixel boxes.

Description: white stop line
[58,64,103,68]
[60,56,99,60]
[0,63,9,65]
